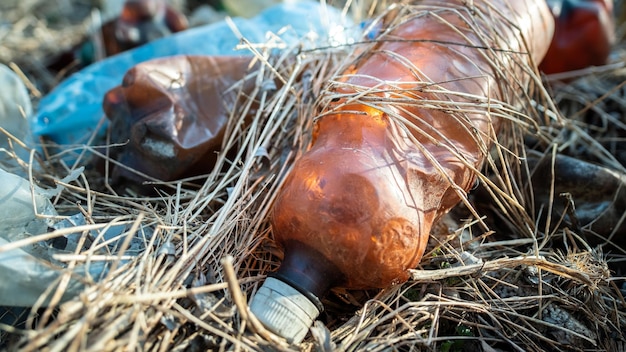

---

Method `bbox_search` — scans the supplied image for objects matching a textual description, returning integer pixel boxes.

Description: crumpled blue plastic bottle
[32,1,353,147]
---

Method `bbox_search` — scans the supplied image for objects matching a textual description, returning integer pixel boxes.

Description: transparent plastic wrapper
[0,64,34,168]
[0,168,148,306]
[0,168,77,306]
[32,1,353,147]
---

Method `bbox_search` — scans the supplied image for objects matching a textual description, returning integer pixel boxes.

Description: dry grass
[1,0,625,351]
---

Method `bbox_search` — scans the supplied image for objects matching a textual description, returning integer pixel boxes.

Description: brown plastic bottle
[46,0,188,76]
[249,0,555,344]
[103,0,189,56]
[103,55,255,185]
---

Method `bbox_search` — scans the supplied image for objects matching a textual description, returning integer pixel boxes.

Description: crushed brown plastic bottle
[250,0,555,344]
[103,55,255,185]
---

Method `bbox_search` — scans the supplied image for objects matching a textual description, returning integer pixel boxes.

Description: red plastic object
[539,0,615,74]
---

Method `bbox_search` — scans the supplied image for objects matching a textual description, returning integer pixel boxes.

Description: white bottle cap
[249,277,321,344]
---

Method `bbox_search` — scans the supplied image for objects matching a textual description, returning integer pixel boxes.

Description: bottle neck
[272,240,345,310]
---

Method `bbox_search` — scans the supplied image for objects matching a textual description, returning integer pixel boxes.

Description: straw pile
[1,0,625,351]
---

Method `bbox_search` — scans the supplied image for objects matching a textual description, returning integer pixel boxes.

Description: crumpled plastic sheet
[0,167,150,307]
[0,64,33,169]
